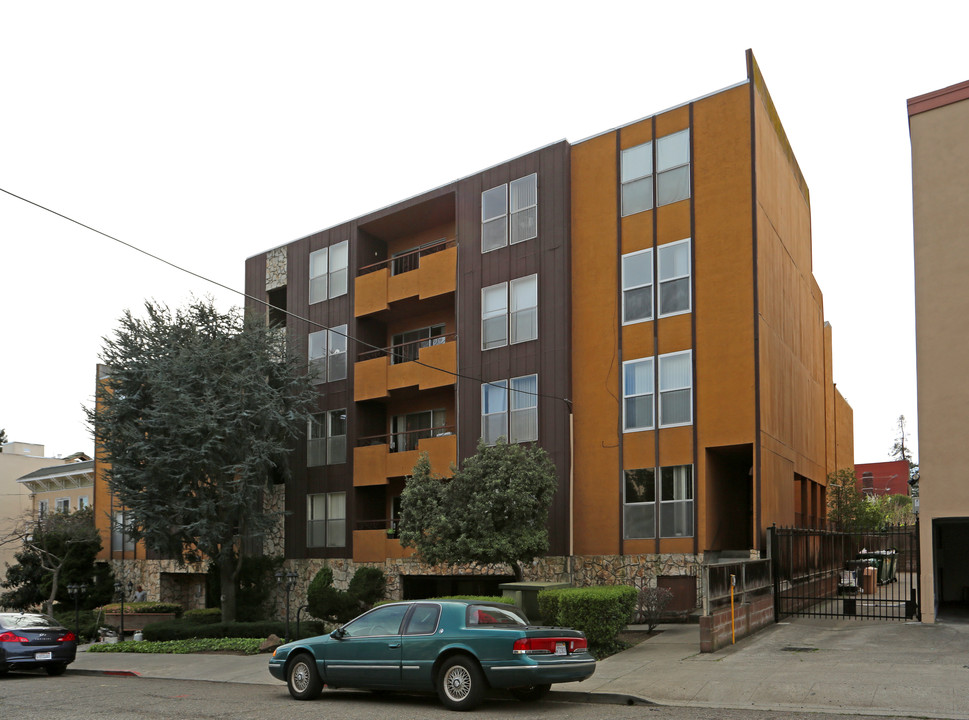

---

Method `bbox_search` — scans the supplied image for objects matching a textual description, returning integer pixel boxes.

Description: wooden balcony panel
[352,529,416,563]
[419,246,457,299]
[354,356,390,401]
[388,269,420,304]
[354,267,390,318]
[417,341,456,389]
[353,444,388,486]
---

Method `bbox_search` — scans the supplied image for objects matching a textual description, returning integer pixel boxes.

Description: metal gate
[769,521,920,621]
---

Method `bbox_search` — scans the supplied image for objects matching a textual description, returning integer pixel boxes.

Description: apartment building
[909,78,969,623]
[243,51,853,603]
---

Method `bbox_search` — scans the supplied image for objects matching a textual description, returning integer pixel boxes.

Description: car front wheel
[287,653,322,700]
[510,684,550,702]
[437,655,485,711]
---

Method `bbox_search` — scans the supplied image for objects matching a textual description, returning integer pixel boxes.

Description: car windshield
[0,613,61,629]
[466,604,529,627]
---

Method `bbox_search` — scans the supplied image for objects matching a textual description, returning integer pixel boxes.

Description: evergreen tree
[87,298,316,622]
[398,440,557,581]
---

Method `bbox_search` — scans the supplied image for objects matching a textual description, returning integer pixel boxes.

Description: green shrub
[538,586,637,655]
[348,567,386,610]
[183,607,222,624]
[87,637,263,655]
[97,601,182,615]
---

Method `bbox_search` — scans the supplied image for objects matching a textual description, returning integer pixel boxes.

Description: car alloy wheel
[287,653,322,700]
[437,655,484,710]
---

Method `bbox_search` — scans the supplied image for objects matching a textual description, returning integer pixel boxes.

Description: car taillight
[57,631,77,643]
[0,631,29,643]
[513,637,587,655]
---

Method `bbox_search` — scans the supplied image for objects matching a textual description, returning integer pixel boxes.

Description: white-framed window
[621,142,653,216]
[307,492,346,548]
[620,130,691,217]
[308,409,347,467]
[657,239,691,317]
[481,282,508,350]
[112,511,135,552]
[509,174,538,244]
[482,275,538,350]
[391,409,447,453]
[510,275,538,344]
[55,497,70,514]
[308,324,348,384]
[658,350,692,427]
[481,380,507,445]
[623,358,654,432]
[481,374,538,445]
[622,249,653,324]
[77,496,90,510]
[623,468,656,539]
[656,130,691,207]
[509,374,538,443]
[38,499,49,519]
[660,465,694,537]
[623,465,694,539]
[481,174,538,252]
[309,241,349,304]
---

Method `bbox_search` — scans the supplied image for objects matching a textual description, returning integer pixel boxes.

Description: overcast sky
[2,1,963,463]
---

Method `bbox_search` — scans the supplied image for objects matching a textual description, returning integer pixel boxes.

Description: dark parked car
[0,613,77,676]
[269,600,595,710]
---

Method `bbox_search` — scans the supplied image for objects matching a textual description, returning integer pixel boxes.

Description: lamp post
[67,583,87,640]
[275,569,298,643]
[114,580,133,637]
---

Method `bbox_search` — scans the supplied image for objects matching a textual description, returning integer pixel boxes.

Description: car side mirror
[330,627,346,639]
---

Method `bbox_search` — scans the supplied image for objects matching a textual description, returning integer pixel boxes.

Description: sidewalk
[71,618,969,718]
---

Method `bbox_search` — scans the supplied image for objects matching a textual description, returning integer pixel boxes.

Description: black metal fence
[769,521,920,621]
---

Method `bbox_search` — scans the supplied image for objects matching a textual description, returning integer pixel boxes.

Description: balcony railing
[358,333,456,363]
[357,237,456,277]
[357,425,456,453]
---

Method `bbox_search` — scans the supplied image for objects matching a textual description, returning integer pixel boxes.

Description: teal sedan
[269,600,595,710]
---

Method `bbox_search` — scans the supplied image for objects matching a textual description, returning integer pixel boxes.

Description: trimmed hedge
[141,619,325,642]
[97,601,183,616]
[183,608,222,624]
[538,586,637,654]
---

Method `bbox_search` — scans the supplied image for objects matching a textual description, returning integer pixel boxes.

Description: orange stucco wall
[571,70,850,555]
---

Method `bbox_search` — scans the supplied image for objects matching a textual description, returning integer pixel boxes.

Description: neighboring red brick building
[854,460,911,497]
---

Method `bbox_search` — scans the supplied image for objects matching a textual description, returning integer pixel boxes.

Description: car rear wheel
[437,655,485,711]
[510,684,550,702]
[45,664,67,677]
[287,653,322,700]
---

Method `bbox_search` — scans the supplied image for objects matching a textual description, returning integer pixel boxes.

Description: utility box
[499,582,571,624]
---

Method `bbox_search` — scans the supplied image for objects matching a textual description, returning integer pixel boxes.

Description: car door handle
[388,642,401,648]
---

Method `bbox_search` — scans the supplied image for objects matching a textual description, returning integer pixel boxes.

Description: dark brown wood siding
[456,141,573,556]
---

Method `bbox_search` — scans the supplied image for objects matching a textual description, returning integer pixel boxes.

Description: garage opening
[401,574,515,600]
[933,517,969,622]
[705,444,754,551]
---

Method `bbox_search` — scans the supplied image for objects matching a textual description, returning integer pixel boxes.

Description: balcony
[354,239,457,318]
[354,335,457,401]
[353,520,416,563]
[353,430,456,486]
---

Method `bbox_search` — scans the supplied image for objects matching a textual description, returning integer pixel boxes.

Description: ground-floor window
[623,464,694,539]
[307,492,346,548]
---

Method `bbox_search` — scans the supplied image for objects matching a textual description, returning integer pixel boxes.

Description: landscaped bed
[86,638,263,655]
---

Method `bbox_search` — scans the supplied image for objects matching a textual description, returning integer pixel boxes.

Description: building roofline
[16,460,95,483]
[908,78,969,117]
[249,139,570,259]
[571,79,750,147]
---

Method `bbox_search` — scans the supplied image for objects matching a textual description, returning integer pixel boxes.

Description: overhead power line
[0,186,570,406]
